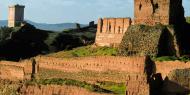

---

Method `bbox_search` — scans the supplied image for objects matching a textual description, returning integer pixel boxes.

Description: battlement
[95,18,132,47]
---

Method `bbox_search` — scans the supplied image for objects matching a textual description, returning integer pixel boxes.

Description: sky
[0,0,190,24]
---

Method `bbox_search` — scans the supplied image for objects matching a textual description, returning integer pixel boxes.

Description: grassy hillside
[48,45,118,58]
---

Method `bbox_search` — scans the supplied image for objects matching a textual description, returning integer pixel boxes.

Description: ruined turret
[134,0,185,25]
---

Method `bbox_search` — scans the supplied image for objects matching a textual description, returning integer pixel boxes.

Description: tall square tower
[134,0,185,25]
[8,4,25,27]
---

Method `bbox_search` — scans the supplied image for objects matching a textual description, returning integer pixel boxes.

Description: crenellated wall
[95,18,132,47]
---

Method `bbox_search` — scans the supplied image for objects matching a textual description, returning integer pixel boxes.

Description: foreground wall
[0,60,32,80]
[1,56,190,95]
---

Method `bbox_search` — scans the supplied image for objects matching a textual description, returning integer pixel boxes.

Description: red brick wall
[95,18,131,47]
[134,0,170,25]
[1,56,190,95]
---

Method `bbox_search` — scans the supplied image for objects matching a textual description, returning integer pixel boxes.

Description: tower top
[134,0,184,25]
[9,4,25,8]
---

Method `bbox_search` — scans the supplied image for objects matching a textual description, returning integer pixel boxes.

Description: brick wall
[0,65,24,80]
[155,61,190,79]
[95,18,132,47]
[1,56,190,94]
[134,0,184,25]
[35,56,150,95]
[35,56,145,73]
[0,60,32,80]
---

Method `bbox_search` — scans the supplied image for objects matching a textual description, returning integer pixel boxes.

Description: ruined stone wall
[1,56,190,94]
[0,60,32,80]
[134,0,184,25]
[35,56,150,95]
[35,56,145,73]
[155,61,190,79]
[95,18,131,47]
[0,64,24,80]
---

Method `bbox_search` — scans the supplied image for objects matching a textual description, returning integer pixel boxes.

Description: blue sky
[0,0,190,24]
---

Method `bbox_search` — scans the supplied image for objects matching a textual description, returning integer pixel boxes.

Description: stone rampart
[1,56,190,94]
[0,60,32,80]
[35,56,145,73]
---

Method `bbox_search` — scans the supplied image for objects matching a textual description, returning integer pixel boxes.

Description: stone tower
[8,4,25,27]
[134,0,185,25]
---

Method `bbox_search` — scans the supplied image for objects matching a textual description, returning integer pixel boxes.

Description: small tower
[8,4,25,27]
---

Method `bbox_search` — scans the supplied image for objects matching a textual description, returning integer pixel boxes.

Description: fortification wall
[134,0,184,25]
[0,60,32,80]
[134,0,170,25]
[0,64,24,80]
[155,61,190,78]
[35,56,149,95]
[35,56,145,73]
[95,18,131,47]
[1,56,190,94]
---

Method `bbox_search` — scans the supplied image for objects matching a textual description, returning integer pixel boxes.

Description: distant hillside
[0,20,87,32]
[0,23,97,61]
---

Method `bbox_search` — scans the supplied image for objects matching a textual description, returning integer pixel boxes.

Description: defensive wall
[95,18,132,47]
[0,60,33,80]
[1,56,190,94]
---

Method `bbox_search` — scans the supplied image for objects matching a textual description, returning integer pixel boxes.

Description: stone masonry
[134,0,184,25]
[95,0,185,47]
[95,18,132,47]
[8,4,25,27]
[1,56,190,94]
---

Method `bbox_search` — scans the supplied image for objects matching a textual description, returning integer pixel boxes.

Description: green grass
[152,55,190,62]
[152,56,178,62]
[37,68,128,94]
[48,45,118,58]
[38,68,129,83]
[96,81,126,95]
[25,78,126,94]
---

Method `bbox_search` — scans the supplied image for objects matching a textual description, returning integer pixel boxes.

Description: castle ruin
[95,0,185,47]
[8,4,25,27]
